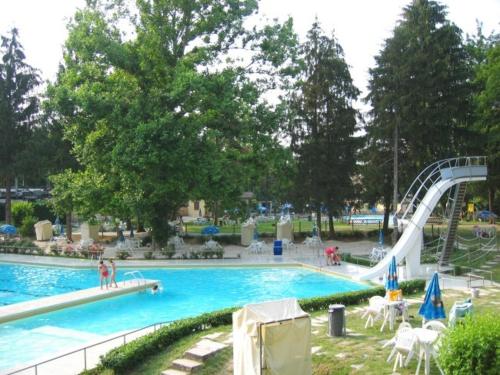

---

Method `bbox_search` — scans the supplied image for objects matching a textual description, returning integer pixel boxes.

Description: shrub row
[90,279,425,374]
[0,240,43,255]
[342,253,373,267]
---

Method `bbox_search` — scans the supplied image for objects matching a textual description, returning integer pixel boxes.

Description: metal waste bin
[328,304,346,337]
[273,240,282,255]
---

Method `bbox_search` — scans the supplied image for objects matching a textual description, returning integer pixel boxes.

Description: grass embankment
[116,287,500,375]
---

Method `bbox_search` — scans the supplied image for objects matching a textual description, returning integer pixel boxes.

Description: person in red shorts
[325,246,341,266]
[332,246,341,265]
[98,260,109,290]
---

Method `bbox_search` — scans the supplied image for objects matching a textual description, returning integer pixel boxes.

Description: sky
[1,0,499,101]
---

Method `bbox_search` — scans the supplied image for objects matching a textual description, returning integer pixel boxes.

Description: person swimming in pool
[98,260,109,290]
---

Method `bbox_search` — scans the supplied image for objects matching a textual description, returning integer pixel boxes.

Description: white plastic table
[412,328,440,375]
[380,300,407,332]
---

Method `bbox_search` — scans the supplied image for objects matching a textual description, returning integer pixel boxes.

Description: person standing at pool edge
[109,259,118,288]
[98,260,109,290]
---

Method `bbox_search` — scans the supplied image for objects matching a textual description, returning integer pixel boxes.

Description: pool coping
[0,253,374,286]
[0,279,160,325]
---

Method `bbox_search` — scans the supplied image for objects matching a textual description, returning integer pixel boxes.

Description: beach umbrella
[0,224,17,235]
[386,256,399,290]
[419,272,446,320]
[201,225,220,236]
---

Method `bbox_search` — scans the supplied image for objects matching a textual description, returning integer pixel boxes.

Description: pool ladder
[124,270,147,286]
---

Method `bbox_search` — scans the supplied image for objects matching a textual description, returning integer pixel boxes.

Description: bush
[95,280,425,373]
[143,251,155,260]
[12,201,35,227]
[161,245,176,259]
[116,251,130,260]
[20,215,38,237]
[439,313,499,375]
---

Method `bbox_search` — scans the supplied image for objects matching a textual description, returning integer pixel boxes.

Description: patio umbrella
[419,272,446,320]
[0,224,17,235]
[386,256,399,291]
[378,229,384,246]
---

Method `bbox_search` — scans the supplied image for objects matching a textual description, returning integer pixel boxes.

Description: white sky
[1,0,499,100]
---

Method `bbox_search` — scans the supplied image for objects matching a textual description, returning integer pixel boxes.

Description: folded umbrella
[419,272,446,320]
[386,256,399,291]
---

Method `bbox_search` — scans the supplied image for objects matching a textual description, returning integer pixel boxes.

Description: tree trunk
[392,119,399,244]
[137,218,145,232]
[315,207,322,239]
[328,213,335,239]
[5,177,12,224]
[66,212,73,242]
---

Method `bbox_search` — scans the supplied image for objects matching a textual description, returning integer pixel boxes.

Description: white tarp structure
[233,298,311,375]
[276,215,293,241]
[241,217,256,246]
[34,220,52,241]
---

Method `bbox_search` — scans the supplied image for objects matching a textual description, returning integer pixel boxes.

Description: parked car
[477,210,497,222]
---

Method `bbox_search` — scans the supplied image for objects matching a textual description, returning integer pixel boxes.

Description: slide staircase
[439,182,467,265]
[359,157,487,281]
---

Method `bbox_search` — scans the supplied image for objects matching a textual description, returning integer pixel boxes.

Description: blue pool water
[0,263,368,371]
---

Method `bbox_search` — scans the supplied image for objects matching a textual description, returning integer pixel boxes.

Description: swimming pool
[0,263,368,371]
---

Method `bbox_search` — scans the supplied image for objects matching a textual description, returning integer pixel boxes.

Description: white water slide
[359,157,487,281]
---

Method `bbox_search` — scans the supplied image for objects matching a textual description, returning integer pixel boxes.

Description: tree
[286,20,359,238]
[0,28,40,224]
[365,0,472,231]
[48,0,298,245]
[474,42,500,218]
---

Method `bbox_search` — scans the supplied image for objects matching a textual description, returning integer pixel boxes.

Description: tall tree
[474,42,500,218]
[287,21,359,238]
[365,0,472,231]
[0,28,40,224]
[48,0,298,244]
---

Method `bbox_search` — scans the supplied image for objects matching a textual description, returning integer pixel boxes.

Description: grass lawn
[119,287,500,375]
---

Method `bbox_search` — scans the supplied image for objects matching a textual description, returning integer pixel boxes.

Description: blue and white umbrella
[0,224,17,235]
[386,256,399,290]
[419,272,446,320]
[201,225,220,236]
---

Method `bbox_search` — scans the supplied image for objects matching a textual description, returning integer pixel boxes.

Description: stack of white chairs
[384,322,413,362]
[362,296,386,328]
[391,328,418,372]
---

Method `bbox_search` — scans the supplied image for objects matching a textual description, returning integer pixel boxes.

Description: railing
[398,156,486,222]
[6,321,171,375]
[124,270,147,286]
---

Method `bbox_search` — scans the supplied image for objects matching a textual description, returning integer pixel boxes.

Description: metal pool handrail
[6,321,172,375]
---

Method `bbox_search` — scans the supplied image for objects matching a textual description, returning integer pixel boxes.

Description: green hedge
[91,279,424,373]
[439,313,499,375]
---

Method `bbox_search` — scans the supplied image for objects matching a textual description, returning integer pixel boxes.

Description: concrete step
[185,339,227,361]
[161,369,189,375]
[171,358,203,373]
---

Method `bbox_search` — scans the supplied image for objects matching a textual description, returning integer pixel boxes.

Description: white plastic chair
[362,296,386,328]
[392,329,418,372]
[423,320,447,332]
[384,322,413,363]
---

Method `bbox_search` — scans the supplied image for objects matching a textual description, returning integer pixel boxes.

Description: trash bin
[273,240,282,255]
[328,304,346,337]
